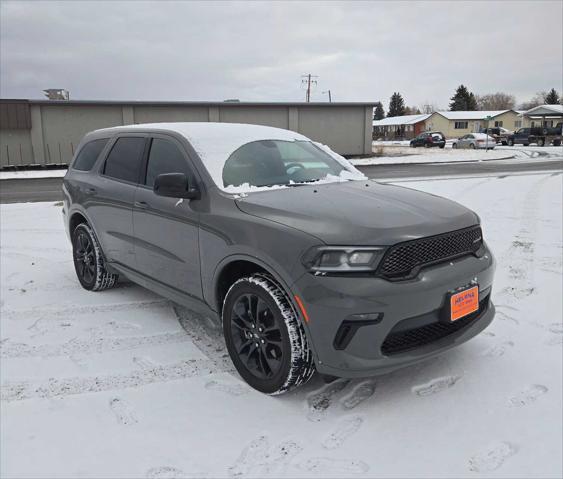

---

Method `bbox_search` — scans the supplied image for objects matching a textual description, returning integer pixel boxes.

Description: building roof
[373,113,431,127]
[0,98,378,107]
[524,104,563,117]
[433,110,514,120]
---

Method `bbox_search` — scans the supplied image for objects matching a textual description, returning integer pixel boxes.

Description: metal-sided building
[0,99,376,168]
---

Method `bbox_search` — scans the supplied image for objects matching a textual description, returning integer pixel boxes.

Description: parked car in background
[409,131,446,148]
[452,133,496,150]
[62,122,496,395]
[479,127,512,145]
[506,124,562,147]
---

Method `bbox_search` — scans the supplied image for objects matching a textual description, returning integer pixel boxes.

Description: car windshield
[222,140,357,190]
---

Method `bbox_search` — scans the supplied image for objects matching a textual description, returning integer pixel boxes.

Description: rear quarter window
[72,138,109,171]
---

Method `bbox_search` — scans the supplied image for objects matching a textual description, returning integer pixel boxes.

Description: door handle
[86,187,97,195]
[134,201,149,210]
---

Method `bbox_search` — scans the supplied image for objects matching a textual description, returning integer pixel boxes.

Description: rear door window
[144,138,192,187]
[72,138,109,171]
[103,137,146,183]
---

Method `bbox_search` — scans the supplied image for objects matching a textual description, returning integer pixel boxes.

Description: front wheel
[452,143,458,149]
[72,223,118,291]
[508,139,514,146]
[222,274,315,394]
[537,138,545,147]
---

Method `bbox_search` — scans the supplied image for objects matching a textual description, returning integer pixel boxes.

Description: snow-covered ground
[0,169,68,180]
[351,144,563,166]
[1,172,562,478]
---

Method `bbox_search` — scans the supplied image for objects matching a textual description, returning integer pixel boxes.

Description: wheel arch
[212,255,296,317]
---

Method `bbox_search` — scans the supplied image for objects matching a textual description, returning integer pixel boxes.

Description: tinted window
[73,138,108,171]
[145,139,191,187]
[103,137,146,183]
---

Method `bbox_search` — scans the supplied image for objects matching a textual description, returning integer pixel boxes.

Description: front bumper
[292,248,495,378]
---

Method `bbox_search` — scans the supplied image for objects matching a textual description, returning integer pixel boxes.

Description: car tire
[554,140,561,146]
[222,273,315,395]
[537,138,545,147]
[452,143,457,149]
[72,223,118,291]
[523,143,529,147]
[501,141,508,145]
[508,139,514,146]
[439,144,445,149]
[469,143,475,149]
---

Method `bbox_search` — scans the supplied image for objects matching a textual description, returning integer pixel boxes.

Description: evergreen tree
[373,101,385,120]
[544,88,560,105]
[388,92,406,117]
[449,85,477,111]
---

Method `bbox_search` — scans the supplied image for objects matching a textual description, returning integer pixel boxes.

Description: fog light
[347,312,383,322]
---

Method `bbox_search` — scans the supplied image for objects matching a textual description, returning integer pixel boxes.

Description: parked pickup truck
[507,124,562,147]
[479,127,512,145]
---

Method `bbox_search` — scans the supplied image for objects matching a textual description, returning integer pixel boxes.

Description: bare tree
[519,91,548,110]
[476,92,516,110]
[419,102,438,114]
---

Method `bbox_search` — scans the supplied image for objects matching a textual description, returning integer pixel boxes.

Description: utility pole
[301,74,318,102]
[323,90,332,102]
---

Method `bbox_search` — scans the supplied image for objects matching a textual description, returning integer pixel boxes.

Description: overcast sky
[1,0,561,108]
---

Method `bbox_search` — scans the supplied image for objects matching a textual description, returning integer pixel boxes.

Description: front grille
[377,226,483,280]
[381,295,489,356]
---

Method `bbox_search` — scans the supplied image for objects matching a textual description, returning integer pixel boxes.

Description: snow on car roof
[93,122,365,193]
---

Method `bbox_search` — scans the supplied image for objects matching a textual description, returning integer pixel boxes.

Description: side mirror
[154,173,200,200]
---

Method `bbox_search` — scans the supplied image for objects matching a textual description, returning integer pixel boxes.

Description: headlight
[302,246,385,273]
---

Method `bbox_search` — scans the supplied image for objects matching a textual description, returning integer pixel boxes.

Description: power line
[301,74,318,102]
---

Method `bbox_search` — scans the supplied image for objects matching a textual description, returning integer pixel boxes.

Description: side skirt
[110,261,217,318]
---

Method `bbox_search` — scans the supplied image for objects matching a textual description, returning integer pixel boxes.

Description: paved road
[0,158,562,204]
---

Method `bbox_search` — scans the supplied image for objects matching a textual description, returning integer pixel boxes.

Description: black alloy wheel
[230,293,283,380]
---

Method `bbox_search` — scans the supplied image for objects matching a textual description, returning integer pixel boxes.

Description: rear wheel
[72,223,118,291]
[469,143,476,149]
[222,274,314,394]
[537,138,545,147]
[508,139,514,146]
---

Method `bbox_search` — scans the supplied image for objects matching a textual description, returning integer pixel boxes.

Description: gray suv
[63,122,496,394]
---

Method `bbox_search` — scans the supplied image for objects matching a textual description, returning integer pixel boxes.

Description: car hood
[235,180,479,245]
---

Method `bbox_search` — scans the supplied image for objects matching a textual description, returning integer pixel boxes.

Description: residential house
[424,110,522,138]
[372,113,431,140]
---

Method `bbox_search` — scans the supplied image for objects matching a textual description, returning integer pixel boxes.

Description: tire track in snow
[2,299,171,321]
[174,306,235,373]
[497,175,551,302]
[0,331,190,358]
[1,358,218,401]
